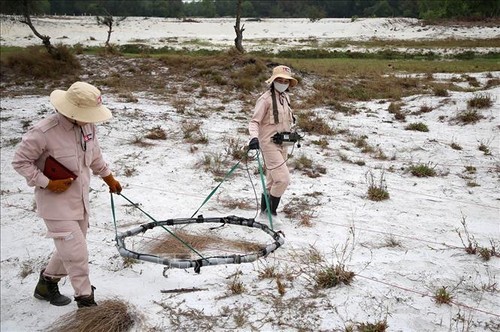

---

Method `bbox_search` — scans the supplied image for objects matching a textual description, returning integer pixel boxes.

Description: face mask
[274,81,289,93]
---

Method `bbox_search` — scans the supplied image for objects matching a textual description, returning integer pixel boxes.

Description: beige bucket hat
[50,82,112,123]
[265,65,298,87]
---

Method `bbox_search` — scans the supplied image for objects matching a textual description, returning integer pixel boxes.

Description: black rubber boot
[75,286,97,308]
[270,195,281,216]
[34,270,72,306]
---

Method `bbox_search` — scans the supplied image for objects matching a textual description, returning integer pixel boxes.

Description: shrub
[296,111,334,135]
[419,104,433,113]
[145,126,167,140]
[478,141,491,155]
[181,120,208,144]
[315,264,355,289]
[405,122,429,132]
[2,44,80,79]
[366,170,389,201]
[282,195,320,227]
[467,93,493,109]
[455,109,484,124]
[433,87,449,97]
[387,102,405,121]
[408,163,436,177]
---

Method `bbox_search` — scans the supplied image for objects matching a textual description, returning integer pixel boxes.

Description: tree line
[1,0,498,20]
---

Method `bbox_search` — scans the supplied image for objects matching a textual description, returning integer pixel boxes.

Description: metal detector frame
[115,215,285,274]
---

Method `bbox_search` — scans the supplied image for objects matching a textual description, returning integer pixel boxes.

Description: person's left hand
[248,137,259,150]
[102,174,122,194]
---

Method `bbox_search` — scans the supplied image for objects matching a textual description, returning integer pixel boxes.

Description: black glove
[248,137,259,150]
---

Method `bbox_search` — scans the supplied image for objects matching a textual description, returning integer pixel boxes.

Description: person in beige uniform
[12,82,122,308]
[248,65,298,221]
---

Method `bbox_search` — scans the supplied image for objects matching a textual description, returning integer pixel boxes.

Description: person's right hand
[46,178,73,193]
[248,137,259,150]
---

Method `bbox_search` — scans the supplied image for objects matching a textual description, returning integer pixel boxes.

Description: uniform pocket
[46,231,74,241]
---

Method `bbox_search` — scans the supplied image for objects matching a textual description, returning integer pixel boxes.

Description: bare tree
[233,0,245,53]
[18,0,57,56]
[96,9,126,50]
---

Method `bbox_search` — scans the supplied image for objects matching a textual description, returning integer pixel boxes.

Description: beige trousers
[263,148,290,197]
[43,213,92,297]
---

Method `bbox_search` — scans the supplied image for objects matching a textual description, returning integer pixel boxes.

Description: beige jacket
[248,89,294,152]
[12,113,111,220]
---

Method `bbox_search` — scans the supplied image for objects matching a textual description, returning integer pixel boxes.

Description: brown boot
[33,270,71,306]
[74,286,97,308]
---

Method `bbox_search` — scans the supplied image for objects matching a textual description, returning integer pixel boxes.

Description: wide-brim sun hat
[50,81,112,123]
[265,65,298,87]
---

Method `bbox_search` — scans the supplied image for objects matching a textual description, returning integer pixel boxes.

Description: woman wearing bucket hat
[248,65,298,224]
[12,81,122,308]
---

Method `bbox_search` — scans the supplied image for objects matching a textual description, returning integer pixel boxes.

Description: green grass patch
[283,58,500,76]
[323,37,500,49]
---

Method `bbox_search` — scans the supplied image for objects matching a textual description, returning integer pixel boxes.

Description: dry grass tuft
[282,193,321,227]
[144,126,167,140]
[347,320,388,332]
[467,93,493,109]
[48,299,140,332]
[149,229,262,259]
[314,264,355,289]
[296,110,335,135]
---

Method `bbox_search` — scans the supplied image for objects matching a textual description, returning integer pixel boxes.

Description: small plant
[387,102,406,121]
[296,110,334,135]
[419,104,433,113]
[145,126,167,140]
[434,286,453,305]
[276,277,286,296]
[293,154,327,178]
[130,135,154,147]
[464,166,476,174]
[223,137,247,161]
[366,170,390,201]
[348,135,375,153]
[347,320,388,332]
[455,109,484,124]
[182,120,208,144]
[197,152,230,178]
[382,234,402,248]
[123,166,137,177]
[257,262,279,279]
[314,264,355,289]
[433,87,449,97]
[311,137,329,149]
[217,197,251,210]
[122,257,139,268]
[228,272,245,295]
[478,141,491,155]
[408,163,436,177]
[282,194,320,227]
[467,93,493,109]
[456,215,478,255]
[405,122,429,132]
[450,142,462,150]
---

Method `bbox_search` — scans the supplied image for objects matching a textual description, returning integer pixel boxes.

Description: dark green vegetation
[0,0,498,20]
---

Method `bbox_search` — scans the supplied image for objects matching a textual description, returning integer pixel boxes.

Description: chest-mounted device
[272,131,303,147]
